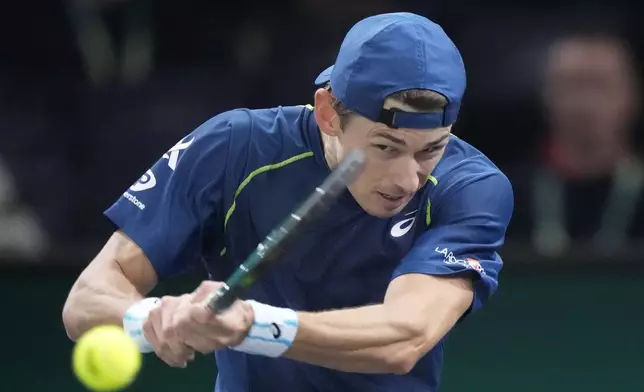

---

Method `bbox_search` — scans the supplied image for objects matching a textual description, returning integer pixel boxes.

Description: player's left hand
[175,281,255,354]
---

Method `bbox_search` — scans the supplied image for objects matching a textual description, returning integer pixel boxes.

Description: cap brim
[314,65,334,86]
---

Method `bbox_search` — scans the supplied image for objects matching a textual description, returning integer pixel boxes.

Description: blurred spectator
[0,156,48,260]
[509,31,643,256]
[66,0,154,85]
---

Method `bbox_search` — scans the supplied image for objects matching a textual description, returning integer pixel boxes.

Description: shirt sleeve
[392,171,514,313]
[104,110,250,279]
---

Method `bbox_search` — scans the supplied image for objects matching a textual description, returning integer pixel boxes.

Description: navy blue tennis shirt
[105,12,513,392]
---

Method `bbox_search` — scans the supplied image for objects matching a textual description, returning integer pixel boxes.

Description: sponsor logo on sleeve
[123,192,146,210]
[129,170,157,192]
[162,136,195,171]
[434,247,486,275]
[121,135,194,210]
[465,258,485,274]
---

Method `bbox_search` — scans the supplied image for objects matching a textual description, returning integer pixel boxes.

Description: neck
[320,131,342,169]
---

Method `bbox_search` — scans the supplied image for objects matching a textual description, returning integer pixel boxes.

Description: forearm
[284,304,423,374]
[62,268,144,340]
[281,276,473,374]
[63,231,159,340]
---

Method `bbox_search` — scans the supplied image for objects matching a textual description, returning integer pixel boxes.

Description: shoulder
[186,105,316,170]
[432,135,513,196]
[429,135,514,220]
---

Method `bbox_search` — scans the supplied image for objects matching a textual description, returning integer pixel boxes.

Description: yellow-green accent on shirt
[425,175,438,226]
[219,151,314,256]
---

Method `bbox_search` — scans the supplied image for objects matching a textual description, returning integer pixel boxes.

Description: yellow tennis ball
[72,325,142,391]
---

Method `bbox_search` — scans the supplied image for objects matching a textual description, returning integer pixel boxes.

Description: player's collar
[303,107,332,171]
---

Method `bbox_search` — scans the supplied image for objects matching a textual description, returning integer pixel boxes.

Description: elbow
[62,294,83,341]
[383,321,435,375]
[62,304,79,341]
[383,351,420,375]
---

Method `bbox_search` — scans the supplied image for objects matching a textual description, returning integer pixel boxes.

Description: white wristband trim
[122,297,160,353]
[230,300,299,358]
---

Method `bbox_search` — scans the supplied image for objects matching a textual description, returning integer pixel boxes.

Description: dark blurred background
[1,0,642,391]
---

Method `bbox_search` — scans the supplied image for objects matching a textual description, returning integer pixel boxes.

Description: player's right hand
[142,294,197,368]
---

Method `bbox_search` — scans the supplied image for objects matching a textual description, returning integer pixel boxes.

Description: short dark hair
[324,84,448,128]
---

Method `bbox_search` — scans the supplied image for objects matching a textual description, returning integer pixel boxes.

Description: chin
[359,200,409,218]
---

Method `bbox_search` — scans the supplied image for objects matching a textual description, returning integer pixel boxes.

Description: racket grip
[204,284,240,313]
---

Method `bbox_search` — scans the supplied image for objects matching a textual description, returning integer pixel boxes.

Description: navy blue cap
[314,12,466,129]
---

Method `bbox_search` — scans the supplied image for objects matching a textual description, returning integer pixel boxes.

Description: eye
[423,146,441,154]
[374,144,396,152]
[417,145,445,159]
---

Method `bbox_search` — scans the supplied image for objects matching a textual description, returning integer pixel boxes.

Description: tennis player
[63,12,514,392]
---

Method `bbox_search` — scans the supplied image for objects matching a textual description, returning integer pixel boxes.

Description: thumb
[191,280,224,303]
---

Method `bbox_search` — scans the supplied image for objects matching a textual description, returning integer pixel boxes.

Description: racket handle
[204,283,243,313]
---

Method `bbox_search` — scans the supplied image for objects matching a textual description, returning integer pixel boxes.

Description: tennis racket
[204,148,366,313]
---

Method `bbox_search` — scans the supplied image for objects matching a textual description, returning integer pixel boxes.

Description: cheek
[349,163,388,195]
[420,153,445,175]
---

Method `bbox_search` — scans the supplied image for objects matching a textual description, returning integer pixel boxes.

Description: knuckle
[183,345,195,356]
[148,306,161,319]
[227,334,244,347]
[197,281,212,291]
[159,352,181,367]
[160,295,174,304]
[234,318,250,334]
[159,296,176,310]
[199,280,222,292]
[243,306,254,322]
[164,358,181,368]
[156,349,174,364]
[196,346,210,355]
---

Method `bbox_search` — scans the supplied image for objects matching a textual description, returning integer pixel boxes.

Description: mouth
[376,191,408,210]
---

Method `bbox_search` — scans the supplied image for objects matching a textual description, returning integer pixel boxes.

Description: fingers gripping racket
[204,149,366,313]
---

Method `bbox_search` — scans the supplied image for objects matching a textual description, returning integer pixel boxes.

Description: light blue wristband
[230,300,299,357]
[122,297,160,353]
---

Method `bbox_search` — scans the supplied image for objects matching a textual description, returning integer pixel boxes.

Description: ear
[313,88,342,137]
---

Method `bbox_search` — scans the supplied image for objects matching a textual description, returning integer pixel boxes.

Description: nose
[391,157,421,194]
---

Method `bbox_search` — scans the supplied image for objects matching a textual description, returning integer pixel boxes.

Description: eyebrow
[373,131,450,148]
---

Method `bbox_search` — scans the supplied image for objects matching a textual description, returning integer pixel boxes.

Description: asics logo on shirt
[390,210,418,238]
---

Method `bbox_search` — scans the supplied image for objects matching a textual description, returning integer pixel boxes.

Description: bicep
[380,273,474,359]
[385,273,473,305]
[393,171,513,313]
[73,230,158,297]
[384,273,474,333]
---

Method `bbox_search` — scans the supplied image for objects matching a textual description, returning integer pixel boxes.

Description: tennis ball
[72,325,142,391]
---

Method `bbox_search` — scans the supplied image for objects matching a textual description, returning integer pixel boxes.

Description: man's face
[543,38,637,146]
[339,116,451,217]
[313,88,451,218]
